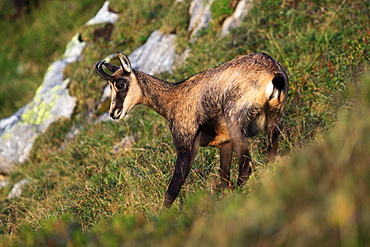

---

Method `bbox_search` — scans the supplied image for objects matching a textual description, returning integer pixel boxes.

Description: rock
[221,0,252,37]
[95,112,111,122]
[0,34,86,174]
[0,180,9,190]
[129,30,176,75]
[100,30,177,76]
[8,178,31,199]
[111,135,137,154]
[188,0,214,42]
[0,174,9,190]
[63,33,87,63]
[85,1,119,26]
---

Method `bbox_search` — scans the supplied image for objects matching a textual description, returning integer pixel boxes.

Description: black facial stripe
[114,89,128,106]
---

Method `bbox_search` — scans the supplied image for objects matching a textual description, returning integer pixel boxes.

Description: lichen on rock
[0,35,85,174]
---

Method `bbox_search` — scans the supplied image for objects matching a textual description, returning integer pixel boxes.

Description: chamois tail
[266,73,287,102]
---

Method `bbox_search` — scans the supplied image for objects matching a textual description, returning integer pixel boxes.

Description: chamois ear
[104,62,120,73]
[117,52,132,74]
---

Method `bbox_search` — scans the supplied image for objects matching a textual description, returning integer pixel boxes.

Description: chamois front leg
[164,136,200,208]
[219,142,233,188]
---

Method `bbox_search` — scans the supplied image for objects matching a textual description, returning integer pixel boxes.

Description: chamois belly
[199,120,230,148]
[199,111,267,147]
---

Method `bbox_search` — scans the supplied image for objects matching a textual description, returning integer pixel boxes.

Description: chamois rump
[95,52,288,208]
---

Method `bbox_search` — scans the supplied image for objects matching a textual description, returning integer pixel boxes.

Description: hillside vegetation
[0,0,369,245]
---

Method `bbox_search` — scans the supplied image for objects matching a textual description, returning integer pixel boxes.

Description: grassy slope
[0,0,107,119]
[0,0,369,245]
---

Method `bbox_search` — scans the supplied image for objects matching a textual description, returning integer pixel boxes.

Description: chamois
[95,52,288,208]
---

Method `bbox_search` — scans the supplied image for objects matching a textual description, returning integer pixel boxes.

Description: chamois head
[95,52,142,119]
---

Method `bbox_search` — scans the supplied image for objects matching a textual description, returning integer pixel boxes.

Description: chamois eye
[116,82,127,91]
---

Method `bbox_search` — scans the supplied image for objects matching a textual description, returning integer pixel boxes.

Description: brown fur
[95,52,288,208]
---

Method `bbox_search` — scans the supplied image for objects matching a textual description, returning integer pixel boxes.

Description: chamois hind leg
[236,143,252,186]
[226,122,252,186]
[266,112,283,162]
[219,142,233,188]
[266,124,280,162]
[164,136,200,209]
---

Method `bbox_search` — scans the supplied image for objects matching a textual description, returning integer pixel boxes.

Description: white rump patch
[265,81,280,100]
[265,82,274,99]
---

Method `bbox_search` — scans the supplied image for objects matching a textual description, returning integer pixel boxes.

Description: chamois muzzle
[95,60,114,81]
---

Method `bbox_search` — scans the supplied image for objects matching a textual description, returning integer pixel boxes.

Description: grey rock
[8,178,31,199]
[0,179,9,190]
[85,1,118,26]
[96,112,111,122]
[221,0,252,37]
[188,0,214,42]
[129,30,176,75]
[0,34,85,173]
[111,135,137,154]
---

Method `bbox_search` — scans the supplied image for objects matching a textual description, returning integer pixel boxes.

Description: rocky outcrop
[0,34,86,174]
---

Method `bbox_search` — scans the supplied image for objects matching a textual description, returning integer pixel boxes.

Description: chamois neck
[134,70,177,118]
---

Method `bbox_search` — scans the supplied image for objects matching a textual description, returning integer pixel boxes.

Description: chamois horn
[95,60,114,81]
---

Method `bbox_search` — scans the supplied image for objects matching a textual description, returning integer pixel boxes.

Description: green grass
[211,0,235,24]
[0,0,369,245]
[0,0,106,119]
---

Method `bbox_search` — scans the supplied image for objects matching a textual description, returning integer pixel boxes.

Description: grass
[0,0,106,119]
[0,0,369,245]
[211,0,235,24]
